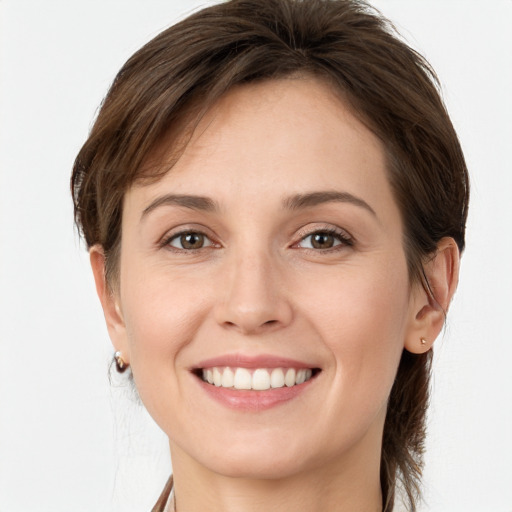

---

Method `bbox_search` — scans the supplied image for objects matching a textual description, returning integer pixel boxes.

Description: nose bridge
[215,242,292,334]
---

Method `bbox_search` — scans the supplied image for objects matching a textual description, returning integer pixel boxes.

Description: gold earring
[114,351,128,373]
[420,338,427,345]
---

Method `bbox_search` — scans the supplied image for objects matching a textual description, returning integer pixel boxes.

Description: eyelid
[157,223,353,251]
[170,232,213,249]
[159,225,220,250]
[292,224,354,249]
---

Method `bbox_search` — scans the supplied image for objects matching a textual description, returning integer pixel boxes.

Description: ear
[404,237,460,354]
[89,245,130,363]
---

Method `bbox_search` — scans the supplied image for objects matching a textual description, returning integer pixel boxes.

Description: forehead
[125,77,397,224]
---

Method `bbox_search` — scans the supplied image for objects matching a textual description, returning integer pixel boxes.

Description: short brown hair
[71,0,469,509]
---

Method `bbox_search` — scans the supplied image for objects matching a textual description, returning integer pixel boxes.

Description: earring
[420,338,427,345]
[114,351,129,373]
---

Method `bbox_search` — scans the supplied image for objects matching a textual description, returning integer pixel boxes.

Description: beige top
[151,476,175,512]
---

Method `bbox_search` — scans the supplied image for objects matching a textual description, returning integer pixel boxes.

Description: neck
[169,433,383,512]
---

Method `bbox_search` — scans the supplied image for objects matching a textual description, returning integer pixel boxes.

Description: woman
[71,0,468,510]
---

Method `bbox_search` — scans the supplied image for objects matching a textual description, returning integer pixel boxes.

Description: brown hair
[71,0,469,509]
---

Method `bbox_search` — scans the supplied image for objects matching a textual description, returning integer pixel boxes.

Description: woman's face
[107,78,424,479]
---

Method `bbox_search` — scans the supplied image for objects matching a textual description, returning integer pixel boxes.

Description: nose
[214,248,293,335]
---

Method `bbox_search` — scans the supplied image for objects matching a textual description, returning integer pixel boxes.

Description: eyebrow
[141,194,219,219]
[282,191,376,216]
[141,190,376,220]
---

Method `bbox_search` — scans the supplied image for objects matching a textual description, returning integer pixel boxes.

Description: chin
[206,453,308,481]
[181,430,313,480]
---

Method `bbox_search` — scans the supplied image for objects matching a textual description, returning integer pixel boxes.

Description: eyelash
[161,226,353,253]
[161,229,217,252]
[294,227,354,251]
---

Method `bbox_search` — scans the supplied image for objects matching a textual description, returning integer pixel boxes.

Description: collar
[151,475,174,512]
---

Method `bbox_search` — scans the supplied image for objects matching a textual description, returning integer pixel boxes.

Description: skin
[91,77,459,511]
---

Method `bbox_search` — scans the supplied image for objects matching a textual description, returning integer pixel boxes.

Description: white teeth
[252,369,271,390]
[233,368,252,390]
[213,367,222,387]
[200,366,315,390]
[270,368,285,388]
[221,367,234,388]
[285,368,296,387]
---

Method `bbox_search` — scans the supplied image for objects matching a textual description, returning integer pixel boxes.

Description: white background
[1,1,511,511]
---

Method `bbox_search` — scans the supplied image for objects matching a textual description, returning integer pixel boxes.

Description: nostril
[221,318,281,334]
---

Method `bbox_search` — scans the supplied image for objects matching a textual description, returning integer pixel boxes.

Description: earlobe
[405,237,460,354]
[89,245,129,361]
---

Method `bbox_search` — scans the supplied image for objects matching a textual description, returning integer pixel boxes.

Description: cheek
[121,246,210,334]
[298,256,410,403]
[118,265,210,397]
[301,254,409,332]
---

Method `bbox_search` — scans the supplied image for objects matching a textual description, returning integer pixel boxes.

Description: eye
[167,231,214,250]
[297,229,352,250]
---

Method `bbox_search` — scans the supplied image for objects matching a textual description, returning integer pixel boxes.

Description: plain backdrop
[0,1,511,511]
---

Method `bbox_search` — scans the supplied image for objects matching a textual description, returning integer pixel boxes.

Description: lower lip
[195,375,317,411]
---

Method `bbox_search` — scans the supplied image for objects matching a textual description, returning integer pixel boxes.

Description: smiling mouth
[194,367,321,391]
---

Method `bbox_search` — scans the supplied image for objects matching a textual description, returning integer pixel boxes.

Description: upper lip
[194,353,319,370]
